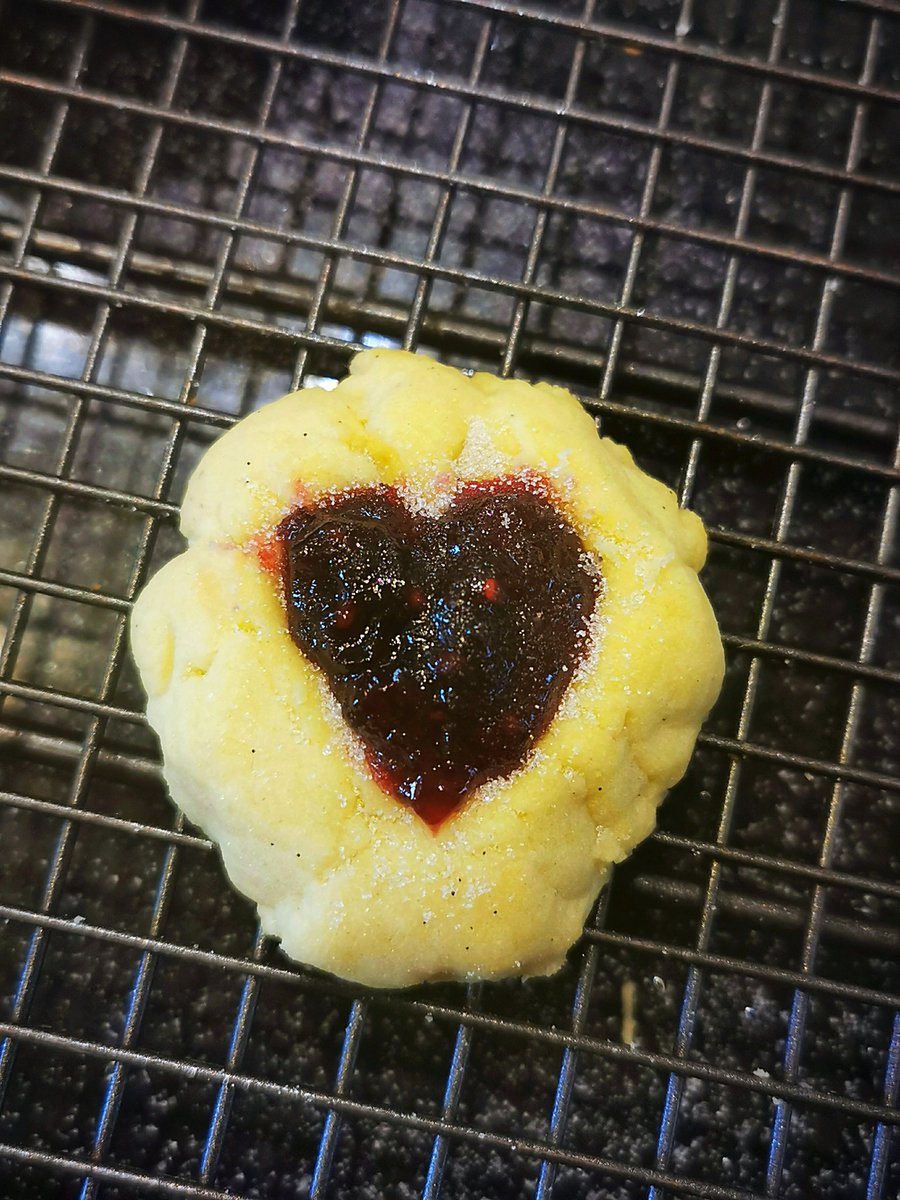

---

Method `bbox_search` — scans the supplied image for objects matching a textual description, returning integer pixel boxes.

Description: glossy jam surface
[276,479,599,827]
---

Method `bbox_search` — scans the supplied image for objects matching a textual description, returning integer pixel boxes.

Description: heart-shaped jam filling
[272,477,599,828]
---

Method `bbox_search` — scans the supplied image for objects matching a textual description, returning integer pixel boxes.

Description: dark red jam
[271,477,599,828]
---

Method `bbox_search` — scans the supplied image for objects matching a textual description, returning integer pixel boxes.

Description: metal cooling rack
[0,0,897,1197]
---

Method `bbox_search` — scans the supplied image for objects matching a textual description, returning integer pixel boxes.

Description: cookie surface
[130,350,724,987]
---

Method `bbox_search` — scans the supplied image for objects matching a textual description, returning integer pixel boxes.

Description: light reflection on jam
[265,478,599,829]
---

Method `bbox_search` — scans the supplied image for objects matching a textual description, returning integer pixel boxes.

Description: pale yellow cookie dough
[130,350,724,988]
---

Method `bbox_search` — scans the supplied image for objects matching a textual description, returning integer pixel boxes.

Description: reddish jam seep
[273,477,599,828]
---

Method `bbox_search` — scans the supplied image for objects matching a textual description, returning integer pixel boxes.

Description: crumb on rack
[621,979,637,1046]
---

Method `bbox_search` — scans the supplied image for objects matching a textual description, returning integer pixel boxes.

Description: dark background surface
[0,0,898,1197]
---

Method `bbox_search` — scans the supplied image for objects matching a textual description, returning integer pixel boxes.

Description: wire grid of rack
[0,0,898,1196]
